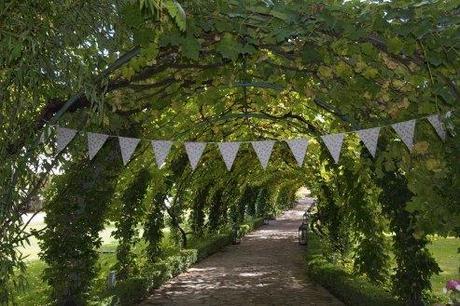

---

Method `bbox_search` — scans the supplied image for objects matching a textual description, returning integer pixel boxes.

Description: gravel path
[140,199,343,306]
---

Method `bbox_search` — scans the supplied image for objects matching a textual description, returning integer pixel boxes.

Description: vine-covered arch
[1,1,458,305]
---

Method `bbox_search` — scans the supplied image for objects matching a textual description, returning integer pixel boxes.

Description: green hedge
[305,234,403,306]
[107,217,264,305]
[195,217,264,260]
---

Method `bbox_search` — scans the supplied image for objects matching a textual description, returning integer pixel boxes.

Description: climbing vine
[1,1,458,305]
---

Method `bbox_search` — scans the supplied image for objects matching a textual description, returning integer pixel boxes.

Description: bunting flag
[185,142,206,170]
[321,133,344,164]
[392,119,416,151]
[56,127,78,153]
[52,111,448,169]
[118,137,140,165]
[87,132,109,160]
[356,127,381,158]
[151,140,173,168]
[427,114,446,141]
[251,140,275,169]
[218,142,240,171]
[285,139,308,167]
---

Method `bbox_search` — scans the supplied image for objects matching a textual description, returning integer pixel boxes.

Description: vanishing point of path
[141,199,343,306]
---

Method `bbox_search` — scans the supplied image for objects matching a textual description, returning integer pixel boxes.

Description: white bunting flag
[185,142,206,170]
[321,133,344,164]
[356,127,381,158]
[87,132,109,160]
[427,114,446,141]
[392,120,416,151]
[56,127,78,153]
[151,140,173,168]
[251,140,275,169]
[218,142,241,171]
[285,139,308,166]
[118,137,140,165]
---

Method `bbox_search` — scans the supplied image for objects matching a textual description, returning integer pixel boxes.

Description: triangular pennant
[392,119,416,151]
[87,132,109,160]
[118,137,140,165]
[427,114,446,141]
[151,140,173,168]
[56,127,78,153]
[356,127,381,158]
[321,133,345,164]
[251,140,275,169]
[285,139,308,166]
[218,142,241,171]
[185,142,206,170]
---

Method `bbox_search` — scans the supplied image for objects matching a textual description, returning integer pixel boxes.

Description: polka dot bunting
[87,132,109,160]
[151,140,173,168]
[251,140,275,169]
[321,133,344,164]
[218,142,241,171]
[118,137,140,165]
[427,114,446,141]
[392,120,416,151]
[356,127,380,158]
[185,142,206,170]
[56,127,78,154]
[285,139,308,167]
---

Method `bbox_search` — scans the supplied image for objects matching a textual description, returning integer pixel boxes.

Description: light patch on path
[141,201,343,306]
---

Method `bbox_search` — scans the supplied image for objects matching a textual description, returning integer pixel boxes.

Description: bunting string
[51,112,449,170]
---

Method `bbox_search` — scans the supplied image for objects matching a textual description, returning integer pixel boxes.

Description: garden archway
[1,1,458,305]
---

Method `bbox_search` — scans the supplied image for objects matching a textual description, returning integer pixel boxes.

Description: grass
[428,236,460,299]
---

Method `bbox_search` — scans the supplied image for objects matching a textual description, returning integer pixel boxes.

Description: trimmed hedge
[108,217,264,305]
[195,218,264,260]
[305,234,403,306]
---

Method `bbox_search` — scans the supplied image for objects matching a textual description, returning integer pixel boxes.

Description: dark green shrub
[40,144,122,305]
[112,168,151,280]
[377,169,440,305]
[305,234,403,306]
[110,277,149,306]
[191,184,211,236]
[143,190,165,262]
[208,188,226,232]
[256,188,270,218]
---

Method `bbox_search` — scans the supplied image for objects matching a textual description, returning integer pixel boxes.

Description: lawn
[428,236,460,298]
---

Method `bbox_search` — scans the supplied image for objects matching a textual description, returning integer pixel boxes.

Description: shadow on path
[140,199,343,306]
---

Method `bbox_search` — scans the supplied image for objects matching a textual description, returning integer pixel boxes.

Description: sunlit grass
[428,236,459,299]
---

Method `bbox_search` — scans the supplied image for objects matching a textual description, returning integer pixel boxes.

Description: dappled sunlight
[141,202,343,306]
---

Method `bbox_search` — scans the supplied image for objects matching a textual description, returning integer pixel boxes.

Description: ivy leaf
[427,51,443,67]
[318,66,333,79]
[181,35,200,60]
[164,0,186,32]
[301,47,321,64]
[216,33,242,61]
[386,36,404,54]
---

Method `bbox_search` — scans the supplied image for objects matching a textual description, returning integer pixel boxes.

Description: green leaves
[386,36,404,54]
[215,33,243,61]
[181,34,200,60]
[164,0,186,32]
[301,47,322,64]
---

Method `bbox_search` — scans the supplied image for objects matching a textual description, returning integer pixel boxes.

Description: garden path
[140,199,343,306]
